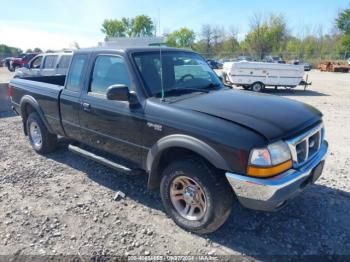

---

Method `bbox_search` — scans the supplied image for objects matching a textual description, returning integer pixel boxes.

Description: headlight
[247,141,292,177]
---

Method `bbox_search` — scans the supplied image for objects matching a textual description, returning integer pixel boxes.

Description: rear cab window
[43,55,58,69]
[66,54,89,92]
[58,55,72,69]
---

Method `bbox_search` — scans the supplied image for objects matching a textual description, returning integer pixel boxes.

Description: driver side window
[90,55,130,95]
[31,56,43,69]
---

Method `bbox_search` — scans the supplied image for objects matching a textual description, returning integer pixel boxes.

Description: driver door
[79,54,145,166]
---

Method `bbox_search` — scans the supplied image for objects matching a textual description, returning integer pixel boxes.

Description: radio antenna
[158,7,165,100]
[160,44,165,100]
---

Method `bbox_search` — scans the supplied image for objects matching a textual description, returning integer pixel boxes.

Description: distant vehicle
[14,52,72,78]
[1,57,13,68]
[9,53,39,72]
[218,58,232,64]
[347,58,350,65]
[263,55,286,64]
[291,60,312,71]
[301,62,312,71]
[235,55,255,62]
[1,57,14,70]
[222,61,310,92]
[206,59,223,69]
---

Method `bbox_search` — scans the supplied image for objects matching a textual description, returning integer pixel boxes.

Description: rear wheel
[251,82,264,92]
[13,65,19,71]
[160,157,233,234]
[8,65,14,72]
[27,112,57,154]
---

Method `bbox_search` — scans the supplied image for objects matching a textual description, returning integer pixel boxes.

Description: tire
[8,65,14,72]
[251,82,264,92]
[26,112,57,154]
[160,157,233,234]
[13,65,19,71]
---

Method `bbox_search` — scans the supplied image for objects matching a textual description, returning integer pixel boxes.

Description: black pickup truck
[9,48,328,234]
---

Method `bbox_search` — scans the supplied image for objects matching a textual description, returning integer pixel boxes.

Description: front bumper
[225,141,328,211]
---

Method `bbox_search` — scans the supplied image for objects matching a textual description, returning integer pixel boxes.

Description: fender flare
[146,134,230,189]
[20,95,54,135]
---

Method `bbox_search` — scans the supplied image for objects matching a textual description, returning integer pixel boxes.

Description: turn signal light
[247,159,293,178]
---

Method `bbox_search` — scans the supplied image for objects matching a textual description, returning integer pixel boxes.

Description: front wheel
[160,158,233,234]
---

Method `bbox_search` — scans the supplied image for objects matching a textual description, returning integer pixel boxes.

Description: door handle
[82,102,91,111]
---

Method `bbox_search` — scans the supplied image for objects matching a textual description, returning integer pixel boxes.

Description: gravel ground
[0,67,14,83]
[0,69,349,259]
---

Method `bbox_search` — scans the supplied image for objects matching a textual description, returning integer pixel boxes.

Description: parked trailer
[222,61,311,92]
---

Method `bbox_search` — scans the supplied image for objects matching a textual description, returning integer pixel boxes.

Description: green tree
[242,14,288,59]
[101,19,126,37]
[303,36,318,59]
[336,6,350,57]
[122,17,133,37]
[132,15,154,37]
[166,28,195,48]
[33,47,43,53]
[336,8,350,33]
[0,44,21,57]
[286,37,303,58]
[101,15,154,38]
[221,27,240,56]
[266,15,288,53]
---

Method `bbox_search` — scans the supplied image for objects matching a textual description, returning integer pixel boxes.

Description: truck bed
[10,75,66,136]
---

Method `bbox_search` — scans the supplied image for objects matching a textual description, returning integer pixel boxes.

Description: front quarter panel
[143,98,267,175]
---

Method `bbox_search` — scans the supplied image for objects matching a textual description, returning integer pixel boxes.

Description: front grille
[286,123,324,167]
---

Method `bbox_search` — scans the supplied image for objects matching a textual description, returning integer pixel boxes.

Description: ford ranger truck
[9,48,328,234]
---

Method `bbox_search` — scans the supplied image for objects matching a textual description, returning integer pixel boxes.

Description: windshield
[133,51,223,98]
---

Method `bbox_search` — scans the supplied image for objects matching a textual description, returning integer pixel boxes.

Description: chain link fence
[199,51,349,66]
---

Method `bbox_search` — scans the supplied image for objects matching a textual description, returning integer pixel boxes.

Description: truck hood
[172,89,322,141]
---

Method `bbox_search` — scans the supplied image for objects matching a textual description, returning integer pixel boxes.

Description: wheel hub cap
[170,176,207,221]
[183,186,198,204]
[29,122,42,148]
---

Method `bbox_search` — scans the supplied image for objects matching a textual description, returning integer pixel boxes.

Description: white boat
[222,61,309,92]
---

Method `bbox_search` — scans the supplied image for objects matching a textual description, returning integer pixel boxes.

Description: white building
[99,37,166,49]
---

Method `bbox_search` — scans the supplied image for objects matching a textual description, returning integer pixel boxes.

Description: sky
[0,0,349,51]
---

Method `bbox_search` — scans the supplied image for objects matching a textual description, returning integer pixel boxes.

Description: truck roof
[74,47,194,54]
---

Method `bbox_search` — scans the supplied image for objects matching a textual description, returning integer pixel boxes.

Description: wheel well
[149,147,224,189]
[22,103,37,135]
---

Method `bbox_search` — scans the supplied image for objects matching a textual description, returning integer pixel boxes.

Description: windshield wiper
[204,83,221,89]
[155,88,209,97]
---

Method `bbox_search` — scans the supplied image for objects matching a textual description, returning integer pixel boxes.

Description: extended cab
[9,48,328,234]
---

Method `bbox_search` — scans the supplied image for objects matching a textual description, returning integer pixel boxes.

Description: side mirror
[106,84,130,101]
[24,64,30,69]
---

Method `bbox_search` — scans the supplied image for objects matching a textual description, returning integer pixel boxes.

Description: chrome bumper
[225,141,328,211]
